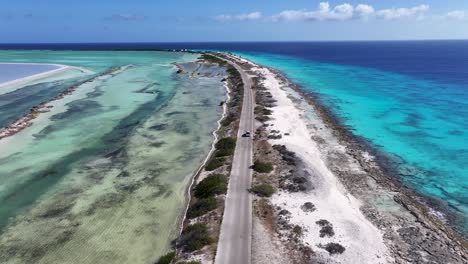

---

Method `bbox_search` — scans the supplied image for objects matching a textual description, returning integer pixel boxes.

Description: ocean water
[223,42,467,234]
[0,63,59,83]
[0,41,466,238]
[0,51,226,263]
[80,40,467,234]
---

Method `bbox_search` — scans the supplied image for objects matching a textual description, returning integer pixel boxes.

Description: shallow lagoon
[0,51,226,263]
[0,63,60,83]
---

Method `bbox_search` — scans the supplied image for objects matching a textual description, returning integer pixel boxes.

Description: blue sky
[0,0,467,42]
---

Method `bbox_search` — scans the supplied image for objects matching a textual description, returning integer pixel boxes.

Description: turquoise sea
[0,41,466,256]
[0,50,226,263]
[232,47,467,233]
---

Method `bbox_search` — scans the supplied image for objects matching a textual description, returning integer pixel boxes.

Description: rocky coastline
[258,61,468,263]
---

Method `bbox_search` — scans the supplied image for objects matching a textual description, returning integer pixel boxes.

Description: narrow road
[214,55,254,264]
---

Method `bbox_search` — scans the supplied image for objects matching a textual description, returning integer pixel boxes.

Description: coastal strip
[0,66,123,140]
[155,54,245,264]
[231,54,467,263]
[0,63,93,93]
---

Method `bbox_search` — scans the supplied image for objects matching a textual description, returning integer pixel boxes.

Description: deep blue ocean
[1,41,467,233]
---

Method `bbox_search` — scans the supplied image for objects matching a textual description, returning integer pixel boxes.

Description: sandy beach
[0,63,94,95]
[254,64,390,263]
[227,54,467,263]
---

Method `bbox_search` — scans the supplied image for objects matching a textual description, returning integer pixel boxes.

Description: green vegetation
[178,224,212,252]
[215,137,236,157]
[221,113,236,127]
[262,108,272,115]
[293,225,303,237]
[322,243,346,255]
[250,184,276,197]
[194,174,227,198]
[227,67,240,78]
[252,161,273,173]
[155,251,175,264]
[187,197,218,219]
[205,157,225,171]
[200,54,227,66]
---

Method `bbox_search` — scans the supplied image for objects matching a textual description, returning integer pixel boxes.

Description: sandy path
[254,65,392,263]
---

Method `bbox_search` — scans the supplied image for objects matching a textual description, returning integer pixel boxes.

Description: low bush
[178,224,212,252]
[321,243,345,255]
[215,137,236,157]
[200,54,227,66]
[250,184,276,197]
[316,219,330,227]
[319,225,335,238]
[221,113,236,127]
[252,161,273,173]
[155,251,175,264]
[205,157,225,171]
[293,225,303,237]
[187,197,218,218]
[194,174,227,198]
[227,67,241,78]
[262,108,272,115]
[255,115,270,122]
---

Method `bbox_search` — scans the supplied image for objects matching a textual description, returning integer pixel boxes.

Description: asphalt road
[214,55,254,264]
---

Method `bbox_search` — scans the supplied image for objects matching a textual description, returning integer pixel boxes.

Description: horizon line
[1,39,468,45]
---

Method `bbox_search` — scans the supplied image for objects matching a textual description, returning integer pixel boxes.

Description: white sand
[0,63,94,95]
[252,216,290,264]
[248,62,392,263]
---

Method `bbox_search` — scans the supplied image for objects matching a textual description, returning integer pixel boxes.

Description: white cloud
[445,10,466,20]
[272,2,354,21]
[355,4,375,18]
[215,12,262,22]
[271,2,430,22]
[217,3,437,23]
[375,5,430,20]
[105,14,147,21]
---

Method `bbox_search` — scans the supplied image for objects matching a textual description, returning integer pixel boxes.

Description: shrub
[250,184,276,197]
[205,157,225,171]
[215,137,236,157]
[178,224,212,252]
[319,225,335,238]
[316,219,334,237]
[200,54,227,66]
[155,251,175,264]
[321,243,345,255]
[262,108,272,115]
[187,197,218,218]
[315,219,330,227]
[293,225,303,237]
[194,174,227,198]
[221,113,236,127]
[227,67,241,78]
[252,161,273,173]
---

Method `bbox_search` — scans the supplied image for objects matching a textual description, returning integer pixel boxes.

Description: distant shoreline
[0,63,69,90]
[0,63,94,96]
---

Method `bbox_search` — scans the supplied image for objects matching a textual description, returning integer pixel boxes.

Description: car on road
[242,131,251,137]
